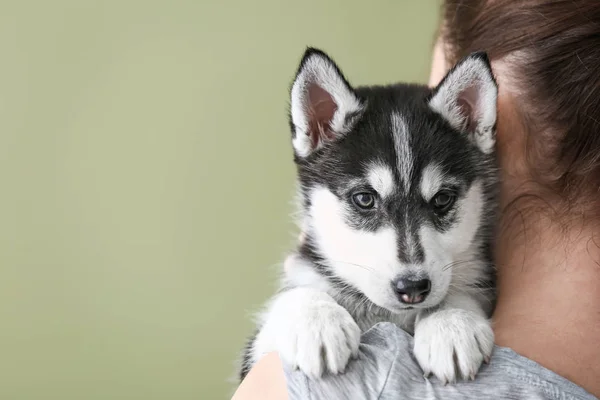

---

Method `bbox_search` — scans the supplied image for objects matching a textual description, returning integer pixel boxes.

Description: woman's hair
[441,0,600,214]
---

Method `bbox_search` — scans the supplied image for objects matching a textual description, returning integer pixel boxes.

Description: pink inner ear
[457,85,479,133]
[307,83,338,148]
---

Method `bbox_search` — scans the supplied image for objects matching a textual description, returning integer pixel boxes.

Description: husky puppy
[241,48,498,384]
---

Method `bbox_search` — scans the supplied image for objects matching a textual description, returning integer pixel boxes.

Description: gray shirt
[284,322,597,400]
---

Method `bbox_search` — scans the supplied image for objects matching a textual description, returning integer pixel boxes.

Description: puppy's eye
[431,191,456,212]
[352,192,376,210]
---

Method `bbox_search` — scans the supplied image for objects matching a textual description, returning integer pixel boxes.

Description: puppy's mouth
[386,303,427,313]
[385,290,444,313]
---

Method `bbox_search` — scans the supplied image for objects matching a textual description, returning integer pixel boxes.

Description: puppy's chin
[386,304,416,313]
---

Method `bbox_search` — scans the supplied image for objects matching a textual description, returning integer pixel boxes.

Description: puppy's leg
[249,287,361,379]
[413,293,494,384]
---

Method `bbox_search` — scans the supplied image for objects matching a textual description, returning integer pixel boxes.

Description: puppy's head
[290,48,497,312]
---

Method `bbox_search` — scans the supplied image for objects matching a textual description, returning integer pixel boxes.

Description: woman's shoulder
[284,322,598,400]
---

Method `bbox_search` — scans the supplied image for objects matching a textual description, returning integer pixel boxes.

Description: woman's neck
[493,211,600,397]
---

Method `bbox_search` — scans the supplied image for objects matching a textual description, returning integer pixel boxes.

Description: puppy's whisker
[328,259,385,278]
[442,259,482,271]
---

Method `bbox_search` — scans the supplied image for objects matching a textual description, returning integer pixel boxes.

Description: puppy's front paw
[414,309,493,384]
[280,301,361,378]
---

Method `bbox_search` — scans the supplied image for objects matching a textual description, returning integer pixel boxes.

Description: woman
[233,0,600,398]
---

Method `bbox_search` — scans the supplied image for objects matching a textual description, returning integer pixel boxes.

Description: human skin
[231,352,288,400]
[232,39,600,400]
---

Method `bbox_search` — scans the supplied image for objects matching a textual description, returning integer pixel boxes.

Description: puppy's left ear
[429,52,498,154]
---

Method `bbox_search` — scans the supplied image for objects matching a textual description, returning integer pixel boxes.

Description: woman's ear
[428,37,449,88]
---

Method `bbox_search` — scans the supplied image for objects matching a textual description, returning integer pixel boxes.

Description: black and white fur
[241,48,499,384]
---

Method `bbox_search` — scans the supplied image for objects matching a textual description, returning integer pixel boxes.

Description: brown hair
[441,0,600,214]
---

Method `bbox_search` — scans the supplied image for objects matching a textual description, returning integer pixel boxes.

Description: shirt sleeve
[283,322,404,400]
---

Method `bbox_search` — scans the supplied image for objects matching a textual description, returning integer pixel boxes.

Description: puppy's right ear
[290,48,364,158]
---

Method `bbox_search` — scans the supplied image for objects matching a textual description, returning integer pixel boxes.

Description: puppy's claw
[469,373,475,381]
[484,356,491,364]
[423,370,431,379]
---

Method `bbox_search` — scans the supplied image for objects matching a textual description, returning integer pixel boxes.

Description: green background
[0,1,439,398]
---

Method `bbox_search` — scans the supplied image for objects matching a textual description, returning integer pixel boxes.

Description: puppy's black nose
[392,277,431,304]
